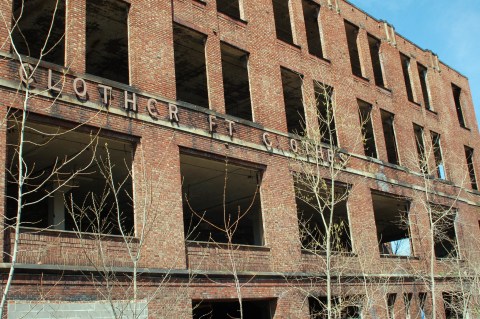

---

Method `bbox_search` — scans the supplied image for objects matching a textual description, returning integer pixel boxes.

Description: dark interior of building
[11,0,65,65]
[6,120,134,235]
[181,153,263,245]
[86,0,129,84]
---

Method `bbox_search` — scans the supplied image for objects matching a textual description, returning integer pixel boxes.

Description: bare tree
[290,79,371,319]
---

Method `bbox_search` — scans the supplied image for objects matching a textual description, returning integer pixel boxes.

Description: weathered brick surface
[0,0,477,318]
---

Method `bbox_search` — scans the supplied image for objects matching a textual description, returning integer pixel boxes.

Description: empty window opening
[380,110,399,165]
[358,100,377,158]
[314,82,337,146]
[386,293,396,319]
[430,204,458,259]
[418,293,428,319]
[413,124,427,174]
[417,63,431,110]
[11,0,65,65]
[281,68,305,135]
[6,120,134,235]
[221,43,252,121]
[372,191,412,256]
[181,153,264,245]
[217,0,241,20]
[344,21,362,77]
[430,131,446,179]
[296,181,352,253]
[368,34,384,87]
[86,0,129,84]
[302,0,323,58]
[193,299,275,319]
[272,0,294,44]
[452,84,466,127]
[465,146,477,190]
[173,24,209,108]
[403,293,413,319]
[442,292,464,319]
[308,296,362,319]
[400,53,415,102]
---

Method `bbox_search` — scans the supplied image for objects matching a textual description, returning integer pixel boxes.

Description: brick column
[65,0,86,73]
[129,0,176,99]
[0,0,12,53]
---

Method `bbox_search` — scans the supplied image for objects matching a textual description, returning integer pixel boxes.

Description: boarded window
[302,0,323,58]
[417,63,431,109]
[217,0,241,20]
[380,110,399,165]
[358,100,377,158]
[431,131,446,179]
[452,84,466,127]
[315,82,337,146]
[368,34,384,87]
[273,0,294,44]
[11,0,65,65]
[344,21,362,77]
[465,146,477,190]
[6,120,134,235]
[281,68,305,135]
[372,191,412,257]
[181,153,264,245]
[413,124,427,174]
[86,0,129,84]
[173,24,209,108]
[400,53,414,102]
[221,43,252,121]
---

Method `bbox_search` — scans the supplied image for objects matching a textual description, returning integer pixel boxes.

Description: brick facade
[0,0,479,318]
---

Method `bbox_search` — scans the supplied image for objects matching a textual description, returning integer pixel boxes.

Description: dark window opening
[221,43,252,121]
[272,0,294,44]
[452,84,466,127]
[400,53,414,102]
[386,293,396,319]
[367,34,384,87]
[403,293,413,319]
[465,146,477,190]
[419,293,428,319]
[358,100,377,158]
[431,131,446,179]
[217,0,241,20]
[344,21,362,77]
[281,68,305,135]
[417,63,431,109]
[314,82,337,146]
[11,0,65,65]
[6,120,134,235]
[413,124,427,174]
[86,0,129,84]
[181,153,264,246]
[430,204,458,259]
[372,191,412,256]
[173,24,209,108]
[443,292,464,319]
[296,181,352,253]
[380,110,399,165]
[302,0,323,58]
[193,299,275,319]
[308,296,362,319]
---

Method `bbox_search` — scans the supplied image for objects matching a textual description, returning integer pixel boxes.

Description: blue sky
[348,0,480,130]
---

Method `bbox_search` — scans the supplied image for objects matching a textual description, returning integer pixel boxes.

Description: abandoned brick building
[0,0,479,318]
